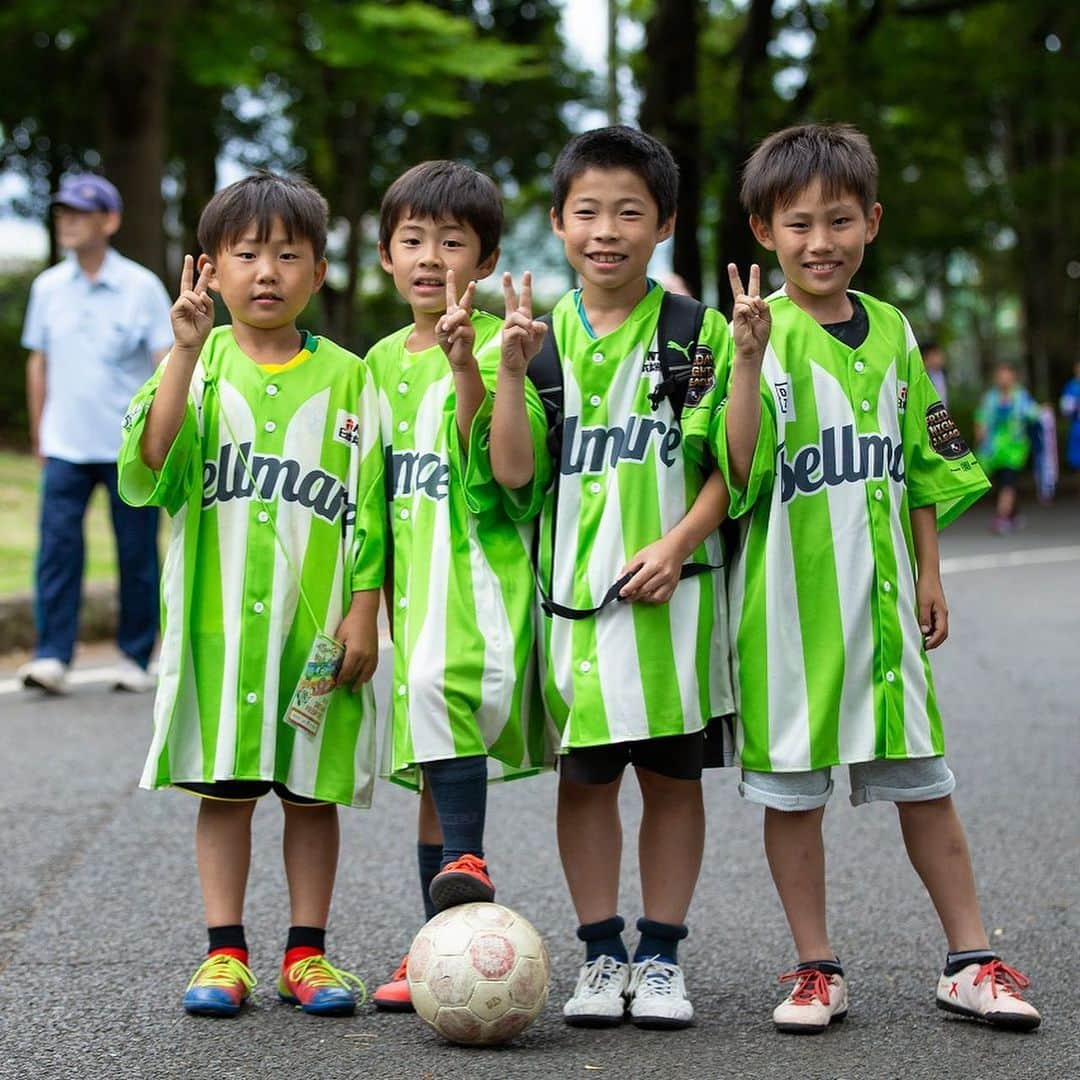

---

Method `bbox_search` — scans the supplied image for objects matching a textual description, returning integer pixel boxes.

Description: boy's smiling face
[552,167,673,297]
[200,216,326,331]
[751,178,882,321]
[379,213,497,316]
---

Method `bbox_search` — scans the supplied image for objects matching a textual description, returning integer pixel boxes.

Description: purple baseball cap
[52,174,123,214]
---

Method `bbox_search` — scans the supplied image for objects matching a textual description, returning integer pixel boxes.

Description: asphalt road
[1,500,1077,1080]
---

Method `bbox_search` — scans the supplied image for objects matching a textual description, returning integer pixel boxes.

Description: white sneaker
[112,657,156,693]
[18,657,69,694]
[936,958,1041,1031]
[562,955,630,1027]
[772,966,848,1033]
[627,957,694,1029]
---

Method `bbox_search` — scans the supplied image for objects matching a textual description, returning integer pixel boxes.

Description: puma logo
[666,339,693,363]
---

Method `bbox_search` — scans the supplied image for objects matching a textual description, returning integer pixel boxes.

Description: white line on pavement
[940,544,1080,575]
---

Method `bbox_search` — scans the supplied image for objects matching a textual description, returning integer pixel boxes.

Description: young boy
[720,123,1041,1032]
[489,126,769,1029]
[365,161,552,1011]
[118,172,386,1018]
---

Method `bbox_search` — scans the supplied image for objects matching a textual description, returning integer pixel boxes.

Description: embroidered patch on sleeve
[684,344,716,407]
[926,401,969,459]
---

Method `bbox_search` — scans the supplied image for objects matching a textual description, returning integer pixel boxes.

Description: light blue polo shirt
[22,249,173,462]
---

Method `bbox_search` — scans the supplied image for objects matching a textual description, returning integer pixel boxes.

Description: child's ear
[550,207,565,239]
[378,243,394,275]
[864,202,883,244]
[197,253,219,291]
[474,246,500,283]
[749,214,776,251]
[311,258,328,293]
[657,214,676,243]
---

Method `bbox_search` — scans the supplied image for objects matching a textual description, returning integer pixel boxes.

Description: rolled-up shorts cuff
[848,756,955,806]
[739,768,833,811]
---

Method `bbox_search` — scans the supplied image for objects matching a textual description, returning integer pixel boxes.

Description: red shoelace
[441,853,490,879]
[778,967,833,1006]
[973,959,1030,999]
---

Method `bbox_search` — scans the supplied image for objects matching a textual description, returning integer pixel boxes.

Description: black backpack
[525,292,723,620]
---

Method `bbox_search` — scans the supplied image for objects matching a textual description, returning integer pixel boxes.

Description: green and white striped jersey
[717,290,989,773]
[366,311,554,790]
[534,286,736,749]
[118,326,386,808]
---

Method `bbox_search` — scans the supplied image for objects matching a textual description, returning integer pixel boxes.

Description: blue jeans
[35,458,159,667]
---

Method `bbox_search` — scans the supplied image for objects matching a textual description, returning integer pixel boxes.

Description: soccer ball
[406,902,550,1045]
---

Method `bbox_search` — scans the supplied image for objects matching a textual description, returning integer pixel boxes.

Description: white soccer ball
[406,902,550,1045]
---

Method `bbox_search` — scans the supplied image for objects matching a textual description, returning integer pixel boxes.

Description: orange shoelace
[973,959,1030,999]
[778,967,832,1006]
[442,853,489,877]
[390,955,409,982]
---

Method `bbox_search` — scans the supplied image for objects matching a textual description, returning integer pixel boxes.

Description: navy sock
[285,925,326,953]
[417,841,443,922]
[207,924,246,954]
[797,958,844,976]
[423,755,487,866]
[944,949,997,976]
[633,918,688,965]
[578,916,628,963]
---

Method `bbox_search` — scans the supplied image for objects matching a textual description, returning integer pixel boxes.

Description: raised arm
[436,269,486,443]
[140,255,214,471]
[491,272,548,489]
[724,262,771,491]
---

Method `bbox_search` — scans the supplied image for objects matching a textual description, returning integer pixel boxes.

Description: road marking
[941,544,1080,575]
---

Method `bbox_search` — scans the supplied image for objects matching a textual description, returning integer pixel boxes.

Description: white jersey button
[592,351,604,363]
[590,394,602,407]
[246,692,258,704]
[885,670,896,683]
[397,685,407,697]
[264,420,276,432]
[882,581,892,593]
[854,361,865,373]
[258,511,270,523]
[398,420,409,433]
[579,660,592,673]
[860,400,871,412]
[397,382,409,394]
[267,384,279,396]
[253,601,265,613]
[399,508,410,520]
[873,489,884,502]
[398,597,407,609]
[589,482,602,495]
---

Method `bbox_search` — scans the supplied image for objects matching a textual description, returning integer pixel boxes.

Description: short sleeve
[21,277,45,352]
[348,368,387,592]
[712,381,778,519]
[902,335,989,529]
[679,308,733,469]
[117,356,201,516]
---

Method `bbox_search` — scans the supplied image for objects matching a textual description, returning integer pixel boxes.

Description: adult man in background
[19,174,173,694]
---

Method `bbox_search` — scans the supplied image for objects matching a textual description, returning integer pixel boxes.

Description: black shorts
[176,780,325,806]
[559,730,706,785]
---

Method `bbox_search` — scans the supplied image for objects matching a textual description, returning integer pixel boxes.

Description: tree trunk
[94,5,174,282]
[640,0,703,298]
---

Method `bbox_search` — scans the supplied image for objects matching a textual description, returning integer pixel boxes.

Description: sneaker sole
[373,998,415,1013]
[22,675,67,695]
[183,1000,242,1018]
[631,1014,694,1030]
[774,1010,847,1035]
[278,993,356,1017]
[429,874,495,911]
[563,1012,625,1028]
[936,999,1040,1031]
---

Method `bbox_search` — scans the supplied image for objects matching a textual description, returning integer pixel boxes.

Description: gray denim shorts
[739,756,956,810]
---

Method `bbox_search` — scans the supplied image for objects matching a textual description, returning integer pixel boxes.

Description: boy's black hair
[197,171,329,260]
[740,123,878,221]
[379,161,503,261]
[551,125,678,224]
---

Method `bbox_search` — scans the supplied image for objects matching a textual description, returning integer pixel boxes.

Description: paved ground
[1,500,1077,1079]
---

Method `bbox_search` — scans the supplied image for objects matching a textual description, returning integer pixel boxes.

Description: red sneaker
[372,954,414,1012]
[428,853,495,911]
[277,954,365,1016]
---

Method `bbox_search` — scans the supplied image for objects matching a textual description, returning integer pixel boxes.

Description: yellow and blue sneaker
[277,953,366,1016]
[183,953,257,1017]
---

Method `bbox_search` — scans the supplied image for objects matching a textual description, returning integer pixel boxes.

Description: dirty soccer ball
[406,903,550,1045]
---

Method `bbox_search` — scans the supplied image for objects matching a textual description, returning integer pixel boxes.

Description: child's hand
[334,598,379,691]
[728,262,770,365]
[436,269,478,372]
[917,573,949,650]
[619,536,686,604]
[171,254,214,353]
[501,272,548,377]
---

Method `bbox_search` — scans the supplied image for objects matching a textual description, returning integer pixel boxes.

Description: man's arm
[26,350,45,460]
[491,272,547,489]
[725,263,770,491]
[910,503,948,649]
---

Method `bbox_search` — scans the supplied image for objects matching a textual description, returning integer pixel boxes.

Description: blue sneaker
[277,954,366,1016]
[183,954,257,1017]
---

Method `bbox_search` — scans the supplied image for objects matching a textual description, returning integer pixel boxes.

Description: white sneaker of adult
[562,955,630,1027]
[18,657,69,694]
[627,957,694,1029]
[936,958,1041,1031]
[112,657,156,693]
[772,966,848,1033]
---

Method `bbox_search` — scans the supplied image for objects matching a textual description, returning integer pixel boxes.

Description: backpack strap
[647,292,707,423]
[526,313,562,460]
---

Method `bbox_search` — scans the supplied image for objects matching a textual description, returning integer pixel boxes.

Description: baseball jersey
[717,289,990,773]
[534,285,736,750]
[366,311,554,790]
[118,326,386,808]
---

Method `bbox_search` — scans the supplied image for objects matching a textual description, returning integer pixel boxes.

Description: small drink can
[284,632,346,737]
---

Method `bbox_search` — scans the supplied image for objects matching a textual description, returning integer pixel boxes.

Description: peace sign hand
[501,272,548,377]
[171,255,215,353]
[728,262,770,366]
[436,269,478,372]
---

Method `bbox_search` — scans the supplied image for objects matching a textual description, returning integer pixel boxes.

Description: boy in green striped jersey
[720,124,1040,1032]
[119,173,385,1018]
[490,126,770,1030]
[365,162,553,1011]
